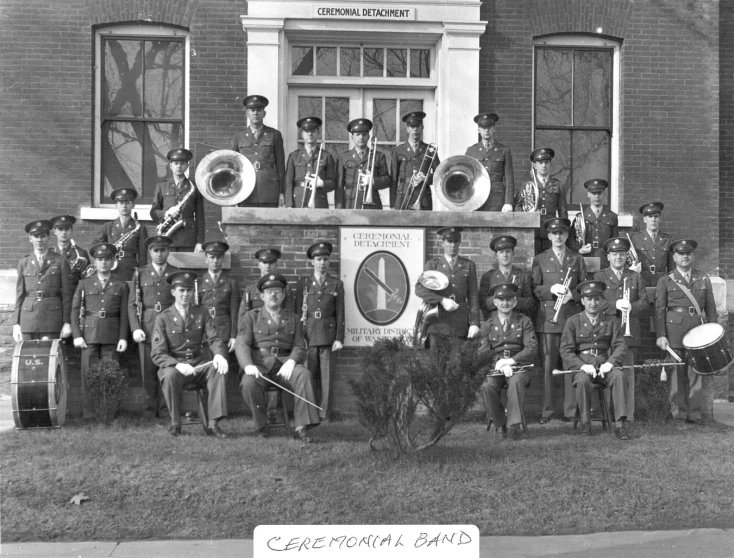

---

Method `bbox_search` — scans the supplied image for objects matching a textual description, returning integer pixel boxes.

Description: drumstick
[664,345,683,362]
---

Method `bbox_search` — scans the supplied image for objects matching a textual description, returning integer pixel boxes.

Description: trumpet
[157,186,196,236]
[354,137,378,209]
[400,143,437,210]
[622,277,632,337]
[301,143,324,209]
[549,267,573,325]
[626,233,640,268]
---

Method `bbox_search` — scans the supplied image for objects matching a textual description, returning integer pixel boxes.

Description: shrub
[634,359,672,422]
[85,358,129,424]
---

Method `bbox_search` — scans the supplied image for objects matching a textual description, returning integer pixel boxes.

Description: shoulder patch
[153,332,161,344]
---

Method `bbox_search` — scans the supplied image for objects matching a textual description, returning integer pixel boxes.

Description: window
[295,95,351,159]
[292,45,430,79]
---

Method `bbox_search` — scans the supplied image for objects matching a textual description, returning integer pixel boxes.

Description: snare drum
[682,323,733,375]
[11,339,68,428]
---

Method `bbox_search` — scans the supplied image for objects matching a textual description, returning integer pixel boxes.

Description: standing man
[594,237,648,420]
[197,241,240,354]
[336,118,391,210]
[515,147,567,219]
[152,271,229,438]
[479,283,537,439]
[71,243,129,419]
[630,202,673,287]
[12,220,72,342]
[236,273,321,441]
[284,117,337,208]
[560,280,630,439]
[49,215,89,290]
[568,179,618,268]
[93,188,148,282]
[415,227,480,343]
[239,248,295,320]
[230,95,286,208]
[391,111,439,211]
[128,235,181,417]
[465,113,514,212]
[478,235,535,321]
[655,239,717,423]
[532,218,587,424]
[295,242,345,421]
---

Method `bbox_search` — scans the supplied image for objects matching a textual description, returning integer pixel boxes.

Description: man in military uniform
[594,237,649,420]
[390,111,439,210]
[336,118,391,210]
[630,202,673,286]
[128,235,181,416]
[236,273,321,441]
[515,147,568,219]
[655,239,717,423]
[239,248,296,319]
[93,188,148,282]
[196,241,239,353]
[465,113,514,212]
[150,148,204,252]
[478,235,535,321]
[71,243,129,419]
[152,271,229,437]
[284,117,337,208]
[230,95,286,208]
[12,220,72,342]
[532,218,587,423]
[49,215,89,290]
[479,283,537,439]
[560,280,630,439]
[295,242,345,421]
[415,227,480,343]
[568,179,618,269]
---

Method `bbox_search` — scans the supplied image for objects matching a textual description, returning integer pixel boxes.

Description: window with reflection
[372,98,423,156]
[297,95,351,158]
[291,45,431,78]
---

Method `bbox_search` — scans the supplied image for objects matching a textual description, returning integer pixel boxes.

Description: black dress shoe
[295,427,314,443]
[580,422,592,436]
[208,421,227,439]
[509,425,522,440]
[539,417,551,425]
[256,426,269,438]
[615,426,630,440]
[168,424,182,437]
[496,425,508,438]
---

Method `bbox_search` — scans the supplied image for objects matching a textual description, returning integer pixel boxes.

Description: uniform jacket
[71,275,129,344]
[560,312,627,370]
[49,242,89,289]
[127,264,181,337]
[93,217,148,281]
[515,176,568,219]
[151,305,226,369]
[235,308,306,372]
[295,272,345,346]
[415,255,480,337]
[465,141,514,211]
[196,271,240,340]
[150,178,205,248]
[478,311,537,368]
[336,147,391,209]
[568,205,618,264]
[478,266,535,321]
[532,249,587,333]
[390,141,440,210]
[654,269,717,348]
[14,252,72,333]
[594,267,648,347]
[284,145,337,208]
[630,230,674,286]
[230,125,286,205]
[239,282,296,319]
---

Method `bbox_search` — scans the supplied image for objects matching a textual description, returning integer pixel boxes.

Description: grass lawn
[1,415,733,542]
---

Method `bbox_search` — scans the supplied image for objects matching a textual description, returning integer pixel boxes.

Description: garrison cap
[89,243,117,259]
[402,111,426,126]
[297,116,322,130]
[670,239,697,253]
[490,235,517,252]
[166,148,193,162]
[543,217,572,232]
[584,179,609,193]
[307,242,333,259]
[603,237,631,253]
[254,248,282,263]
[145,235,173,248]
[489,282,519,298]
[577,280,607,297]
[166,271,196,288]
[25,220,52,234]
[639,201,664,215]
[474,113,499,127]
[110,188,138,202]
[50,215,76,228]
[437,227,463,241]
[347,118,373,133]
[257,273,287,292]
[202,241,229,255]
[243,95,269,108]
[530,147,555,162]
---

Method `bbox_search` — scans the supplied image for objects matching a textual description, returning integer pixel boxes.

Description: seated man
[236,273,320,442]
[560,281,630,440]
[479,283,537,440]
[151,271,229,438]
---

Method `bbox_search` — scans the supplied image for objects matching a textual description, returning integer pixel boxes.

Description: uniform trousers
[541,333,576,418]
[158,363,227,426]
[622,348,637,421]
[307,345,335,420]
[481,371,530,428]
[138,342,165,415]
[81,344,118,418]
[22,332,58,340]
[668,347,701,421]
[572,368,629,425]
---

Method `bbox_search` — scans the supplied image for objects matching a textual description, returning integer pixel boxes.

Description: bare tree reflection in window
[571,131,609,205]
[325,97,349,142]
[574,51,611,127]
[104,40,143,117]
[536,49,572,126]
[340,48,360,76]
[292,47,314,75]
[398,99,423,143]
[364,48,384,77]
[316,47,337,76]
[386,49,407,77]
[410,49,430,78]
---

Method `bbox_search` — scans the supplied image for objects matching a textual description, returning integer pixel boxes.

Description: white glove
[332,340,343,352]
[467,325,480,339]
[73,337,87,349]
[133,329,146,343]
[441,298,459,312]
[615,299,631,312]
[598,362,613,377]
[501,204,513,213]
[213,354,229,374]
[164,206,180,219]
[495,358,510,371]
[116,339,127,352]
[630,262,642,273]
[656,336,669,351]
[193,243,204,253]
[581,364,597,377]
[501,365,514,378]
[228,338,236,353]
[277,359,296,381]
[176,363,196,376]
[12,324,22,343]
[412,171,427,185]
[245,365,261,378]
[562,290,573,304]
[61,323,72,339]
[579,244,592,254]
[550,283,567,297]
[306,173,324,188]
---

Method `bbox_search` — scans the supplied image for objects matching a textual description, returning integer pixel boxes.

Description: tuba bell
[194,150,256,206]
[433,155,491,212]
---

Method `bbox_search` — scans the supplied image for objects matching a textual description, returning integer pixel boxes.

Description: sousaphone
[434,155,491,212]
[194,150,256,206]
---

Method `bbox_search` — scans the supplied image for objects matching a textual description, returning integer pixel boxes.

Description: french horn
[433,155,491,212]
[194,150,256,206]
[413,270,450,348]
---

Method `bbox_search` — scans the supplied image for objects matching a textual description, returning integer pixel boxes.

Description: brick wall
[720,2,734,276]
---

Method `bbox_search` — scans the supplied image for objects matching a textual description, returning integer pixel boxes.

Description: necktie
[358,150,364,159]
[100,278,107,290]
[253,128,261,140]
[502,319,509,333]
[212,273,220,284]
[615,271,622,282]
[38,256,44,268]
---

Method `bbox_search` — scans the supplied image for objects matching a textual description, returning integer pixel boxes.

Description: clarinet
[79,287,86,333]
[133,267,143,323]
[245,291,252,311]
[301,283,308,323]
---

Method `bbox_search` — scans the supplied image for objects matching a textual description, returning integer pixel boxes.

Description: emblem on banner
[355,251,409,325]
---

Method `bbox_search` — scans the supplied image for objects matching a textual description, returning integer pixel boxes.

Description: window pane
[574,50,611,127]
[398,99,423,142]
[316,47,337,76]
[536,49,572,126]
[534,129,571,197]
[340,47,360,76]
[372,99,397,142]
[102,121,143,198]
[570,130,610,205]
[292,46,314,76]
[325,143,348,159]
[145,122,183,198]
[298,96,322,121]
[410,49,430,78]
[144,40,183,119]
[364,48,384,77]
[104,39,143,117]
[325,97,349,141]
[386,48,407,77]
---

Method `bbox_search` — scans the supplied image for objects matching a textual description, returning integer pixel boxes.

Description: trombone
[400,143,437,210]
[354,137,378,209]
[301,142,324,209]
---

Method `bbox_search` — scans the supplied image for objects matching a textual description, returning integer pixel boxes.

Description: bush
[634,359,672,422]
[84,358,129,424]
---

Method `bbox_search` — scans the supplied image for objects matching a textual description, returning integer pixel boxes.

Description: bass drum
[682,323,733,375]
[11,339,68,428]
